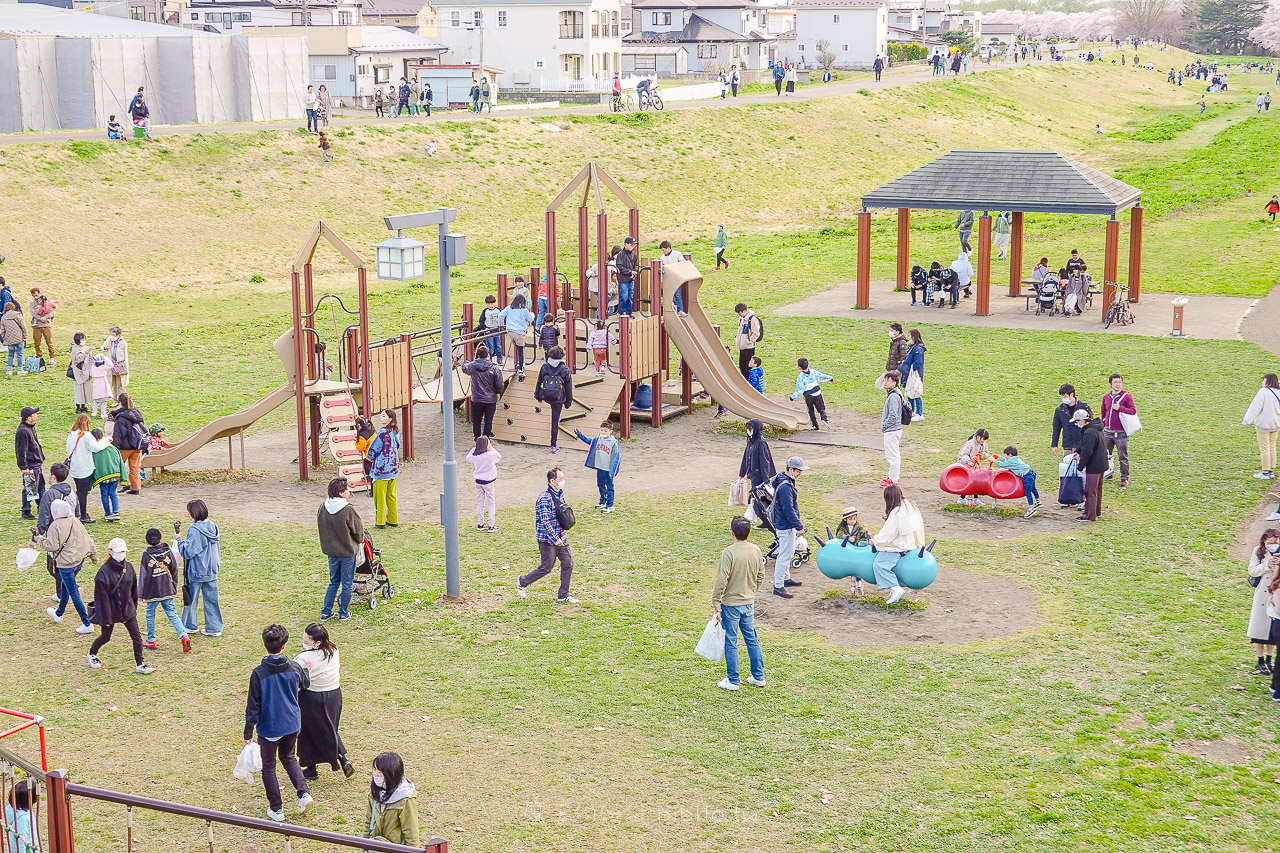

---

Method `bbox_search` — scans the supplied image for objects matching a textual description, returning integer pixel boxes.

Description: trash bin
[633,382,653,411]
[133,126,147,138]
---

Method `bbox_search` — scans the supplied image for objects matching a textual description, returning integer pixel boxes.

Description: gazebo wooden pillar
[1009,211,1024,296]
[1103,216,1120,309]
[856,209,871,309]
[1127,205,1143,302]
[976,214,992,316]
[895,208,910,291]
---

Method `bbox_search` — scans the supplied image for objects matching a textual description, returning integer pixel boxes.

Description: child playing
[748,356,764,395]
[587,321,617,376]
[90,354,114,417]
[355,417,375,490]
[835,506,868,541]
[575,421,621,513]
[87,538,156,674]
[538,314,559,359]
[956,428,990,506]
[139,527,192,652]
[107,115,125,141]
[465,436,501,532]
[994,446,1041,518]
[148,423,173,451]
[315,340,335,381]
[482,294,504,365]
[318,131,332,162]
[89,428,126,522]
[789,358,834,430]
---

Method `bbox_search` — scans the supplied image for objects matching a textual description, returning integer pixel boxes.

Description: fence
[0,745,448,853]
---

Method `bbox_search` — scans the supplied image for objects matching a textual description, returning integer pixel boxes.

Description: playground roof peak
[547,161,637,214]
[860,150,1142,217]
[292,221,366,272]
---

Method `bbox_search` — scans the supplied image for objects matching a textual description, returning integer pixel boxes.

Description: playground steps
[491,371,625,448]
[320,392,370,492]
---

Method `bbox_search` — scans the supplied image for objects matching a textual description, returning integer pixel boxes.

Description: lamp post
[375,208,466,599]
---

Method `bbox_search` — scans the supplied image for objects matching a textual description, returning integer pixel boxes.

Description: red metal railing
[0,708,48,772]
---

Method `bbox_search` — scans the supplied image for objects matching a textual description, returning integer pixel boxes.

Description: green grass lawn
[2,55,1280,853]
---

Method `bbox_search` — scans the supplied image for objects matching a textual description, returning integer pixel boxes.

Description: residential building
[256,25,448,99]
[981,20,1018,45]
[619,41,687,74]
[776,0,886,70]
[362,0,439,36]
[625,0,775,72]
[431,0,623,90]
[183,0,363,34]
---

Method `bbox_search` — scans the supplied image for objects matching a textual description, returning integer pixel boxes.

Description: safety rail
[0,709,48,772]
[1,746,47,853]
[300,293,363,387]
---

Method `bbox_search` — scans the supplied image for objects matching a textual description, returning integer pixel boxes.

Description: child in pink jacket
[465,436,502,532]
[90,354,115,417]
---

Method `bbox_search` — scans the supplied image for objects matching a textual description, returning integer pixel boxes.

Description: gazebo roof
[861,150,1142,216]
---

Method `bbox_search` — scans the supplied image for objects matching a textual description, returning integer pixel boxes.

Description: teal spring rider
[814,528,939,590]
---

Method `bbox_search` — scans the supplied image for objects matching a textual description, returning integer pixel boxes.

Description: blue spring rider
[814,528,939,590]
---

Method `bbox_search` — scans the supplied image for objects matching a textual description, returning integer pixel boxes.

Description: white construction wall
[241,34,308,123]
[192,36,242,124]
[15,37,60,132]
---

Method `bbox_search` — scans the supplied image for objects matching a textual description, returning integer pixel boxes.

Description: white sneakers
[745,676,766,687]
[516,582,528,598]
[75,624,94,634]
[886,586,906,605]
[266,808,285,823]
[298,793,313,813]
[1268,511,1280,522]
[135,664,156,675]
[47,607,62,623]
[717,678,739,691]
[87,654,101,669]
[557,595,580,604]
[1255,472,1274,480]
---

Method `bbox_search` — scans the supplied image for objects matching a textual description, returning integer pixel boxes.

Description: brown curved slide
[660,260,802,431]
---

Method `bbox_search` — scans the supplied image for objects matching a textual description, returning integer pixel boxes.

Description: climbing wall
[491,372,625,448]
[320,392,370,492]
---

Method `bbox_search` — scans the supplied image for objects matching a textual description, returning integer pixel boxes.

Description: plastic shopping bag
[15,547,38,571]
[233,741,263,784]
[728,478,749,507]
[1119,412,1142,436]
[695,615,726,662]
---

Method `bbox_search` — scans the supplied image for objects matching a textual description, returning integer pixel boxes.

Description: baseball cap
[107,537,128,553]
[842,506,858,517]
[1072,409,1090,422]
[624,236,636,244]
[786,456,809,471]
[20,406,39,419]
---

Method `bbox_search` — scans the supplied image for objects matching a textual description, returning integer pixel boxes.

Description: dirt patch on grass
[1171,736,1256,765]
[1231,496,1280,562]
[754,564,1038,649]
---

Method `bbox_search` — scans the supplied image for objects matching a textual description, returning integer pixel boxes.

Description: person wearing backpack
[89,428,126,522]
[733,303,762,380]
[880,371,907,487]
[534,346,573,453]
[1243,373,1280,481]
[517,467,577,603]
[110,393,146,494]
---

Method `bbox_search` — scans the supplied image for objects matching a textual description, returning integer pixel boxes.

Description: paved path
[778,278,1258,341]
[0,59,1038,146]
[1239,283,1280,357]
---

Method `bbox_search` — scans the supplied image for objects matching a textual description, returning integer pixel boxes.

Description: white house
[184,0,363,34]
[625,0,775,72]
[430,0,623,90]
[619,41,687,74]
[256,25,449,99]
[777,0,886,70]
[362,0,439,35]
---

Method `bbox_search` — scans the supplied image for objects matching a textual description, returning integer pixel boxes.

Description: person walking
[295,622,354,780]
[880,371,905,487]
[244,624,315,823]
[715,224,729,270]
[739,418,776,495]
[373,87,386,118]
[993,212,1012,261]
[422,82,433,116]
[138,527,192,653]
[318,477,365,622]
[367,409,401,528]
[176,499,223,636]
[304,85,318,133]
[102,326,130,401]
[1244,373,1280,480]
[70,333,94,413]
[517,467,577,603]
[615,237,639,317]
[899,329,926,421]
[469,79,481,113]
[953,210,975,254]
[873,55,884,82]
[466,436,501,532]
[1247,530,1279,674]
[1100,372,1137,487]
[396,78,410,117]
[36,462,78,606]
[1268,195,1280,222]
[731,65,741,98]
[461,344,503,441]
[87,539,155,674]
[89,428,125,522]
[870,485,926,605]
[769,456,808,598]
[16,405,43,521]
[712,515,766,690]
[535,347,573,452]
[317,85,333,129]
[1075,411,1107,522]
[2,299,27,376]
[499,293,534,379]
[481,77,493,112]
[34,498,96,634]
[65,414,109,523]
[772,63,785,95]
[1051,384,1092,457]
[885,323,910,380]
[409,78,421,116]
[110,393,146,494]
[784,64,797,95]
[27,287,55,366]
[733,303,761,380]
[366,753,421,846]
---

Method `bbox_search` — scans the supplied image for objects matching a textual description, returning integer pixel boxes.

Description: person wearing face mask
[245,624,314,823]
[1247,529,1280,675]
[295,622,354,780]
[517,467,577,603]
[1051,384,1093,457]
[87,538,155,674]
[366,752,420,846]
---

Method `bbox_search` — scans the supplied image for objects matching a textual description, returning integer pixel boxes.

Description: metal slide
[659,260,803,431]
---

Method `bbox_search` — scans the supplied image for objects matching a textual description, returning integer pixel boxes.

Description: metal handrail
[0,746,45,780]
[0,710,47,772]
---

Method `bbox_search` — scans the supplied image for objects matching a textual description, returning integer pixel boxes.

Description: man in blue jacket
[244,624,314,823]
[770,456,808,598]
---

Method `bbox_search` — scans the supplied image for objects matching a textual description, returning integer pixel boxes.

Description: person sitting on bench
[909,265,932,306]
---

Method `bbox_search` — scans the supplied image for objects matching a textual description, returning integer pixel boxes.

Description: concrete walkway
[777,278,1258,341]
[0,59,1042,147]
[1238,283,1280,357]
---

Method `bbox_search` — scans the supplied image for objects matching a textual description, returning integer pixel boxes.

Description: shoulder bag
[64,432,84,467]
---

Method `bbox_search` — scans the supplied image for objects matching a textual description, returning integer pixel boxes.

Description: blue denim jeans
[146,597,186,641]
[596,469,614,508]
[6,343,24,371]
[618,281,634,316]
[872,549,903,590]
[306,108,317,132]
[1021,470,1039,505]
[535,296,548,331]
[55,563,91,626]
[486,333,504,361]
[100,479,119,516]
[674,287,684,314]
[183,578,223,634]
[909,395,924,416]
[322,555,356,618]
[719,603,764,685]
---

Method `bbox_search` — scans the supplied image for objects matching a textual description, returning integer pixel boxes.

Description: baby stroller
[749,482,812,570]
[352,530,394,609]
[1035,277,1060,316]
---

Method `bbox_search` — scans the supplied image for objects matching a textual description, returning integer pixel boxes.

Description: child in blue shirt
[995,446,1040,518]
[747,355,764,395]
[789,357,833,430]
[575,422,620,513]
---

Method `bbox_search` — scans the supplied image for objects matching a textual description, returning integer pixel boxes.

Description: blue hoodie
[177,519,221,583]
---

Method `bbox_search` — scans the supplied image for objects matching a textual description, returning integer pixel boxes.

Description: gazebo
[855,150,1144,315]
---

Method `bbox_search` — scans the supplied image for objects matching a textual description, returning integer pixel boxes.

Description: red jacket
[1100,390,1135,431]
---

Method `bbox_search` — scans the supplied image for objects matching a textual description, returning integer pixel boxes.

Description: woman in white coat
[870,484,926,605]
[1247,529,1280,675]
[1243,373,1280,480]
[65,412,110,522]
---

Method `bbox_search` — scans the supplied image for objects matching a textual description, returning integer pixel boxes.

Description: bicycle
[611,91,633,113]
[1102,282,1136,329]
[638,85,664,112]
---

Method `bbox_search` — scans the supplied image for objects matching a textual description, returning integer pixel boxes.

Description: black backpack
[895,389,912,426]
[753,315,765,343]
[538,367,566,404]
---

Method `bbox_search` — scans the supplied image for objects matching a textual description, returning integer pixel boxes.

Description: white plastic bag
[728,478,749,507]
[233,741,262,783]
[1119,411,1142,436]
[695,615,726,662]
[16,547,38,571]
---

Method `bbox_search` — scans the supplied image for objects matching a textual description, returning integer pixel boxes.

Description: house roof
[363,0,431,14]
[861,150,1143,216]
[793,0,885,8]
[186,0,345,7]
[0,3,216,35]
[356,25,446,51]
[631,0,755,8]
[628,11,766,42]
[622,42,689,54]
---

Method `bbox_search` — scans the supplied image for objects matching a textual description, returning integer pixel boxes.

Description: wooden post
[461,302,475,425]
[46,770,74,853]
[496,273,508,309]
[291,269,309,483]
[895,208,909,291]
[629,207,640,253]
[400,331,415,460]
[651,371,662,427]
[358,266,371,417]
[577,205,589,316]
[1103,216,1120,310]
[530,266,541,321]
[619,315,631,438]
[976,214,992,316]
[239,429,246,473]
[228,435,233,470]
[309,397,321,467]
[566,310,577,374]
[545,210,558,316]
[303,262,315,381]
[1126,205,1143,302]
[596,211,609,322]
[1009,211,1024,296]
[855,209,871,309]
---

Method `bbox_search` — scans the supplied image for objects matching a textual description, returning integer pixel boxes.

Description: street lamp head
[372,233,427,281]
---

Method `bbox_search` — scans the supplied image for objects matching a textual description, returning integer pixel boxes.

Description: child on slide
[956,429,990,506]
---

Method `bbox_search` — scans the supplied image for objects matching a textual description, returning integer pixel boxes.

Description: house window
[497,9,507,27]
[190,12,198,20]
[559,10,583,38]
[292,11,312,24]
[535,59,545,68]
[473,10,482,25]
[652,11,671,25]
[611,11,618,36]
[833,14,839,22]
[358,64,369,75]
[697,44,717,59]
[635,54,656,71]
[842,44,848,51]
[339,10,351,24]
[374,66,390,83]
[591,10,599,37]
[130,5,145,20]
[205,13,218,22]
[450,10,461,27]
[314,64,337,79]
[233,12,251,21]
[798,44,804,51]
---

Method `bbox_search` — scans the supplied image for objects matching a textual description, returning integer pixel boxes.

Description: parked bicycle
[611,91,634,113]
[1102,282,1136,329]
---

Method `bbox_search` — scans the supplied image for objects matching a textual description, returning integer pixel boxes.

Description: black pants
[472,401,496,439]
[716,249,728,269]
[375,104,384,117]
[774,79,782,95]
[549,401,564,448]
[90,617,143,665]
[731,83,738,97]
[1083,472,1103,520]
[804,392,827,428]
[73,476,93,520]
[738,347,754,380]
[875,69,882,81]
[521,541,574,599]
[259,731,309,812]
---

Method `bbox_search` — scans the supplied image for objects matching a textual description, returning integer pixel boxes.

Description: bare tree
[1114,0,1175,38]
[815,38,837,70]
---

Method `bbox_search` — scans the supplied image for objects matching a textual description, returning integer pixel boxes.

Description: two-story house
[363,0,439,35]
[184,0,363,34]
[776,0,887,70]
[624,0,775,73]
[431,0,623,89]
